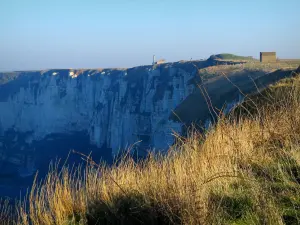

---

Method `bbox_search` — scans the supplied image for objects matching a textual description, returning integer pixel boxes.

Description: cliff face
[0,63,200,159]
[1,59,295,183]
[0,60,297,198]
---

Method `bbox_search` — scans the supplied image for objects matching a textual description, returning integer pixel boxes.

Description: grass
[199,60,299,80]
[1,73,300,224]
[212,53,255,61]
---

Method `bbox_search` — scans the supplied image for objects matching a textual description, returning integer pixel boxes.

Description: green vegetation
[1,71,300,225]
[213,53,255,61]
[199,60,299,81]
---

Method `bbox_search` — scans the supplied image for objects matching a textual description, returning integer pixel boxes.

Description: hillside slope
[210,53,255,61]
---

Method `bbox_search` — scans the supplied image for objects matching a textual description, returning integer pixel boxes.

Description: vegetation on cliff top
[1,69,300,224]
[211,53,255,61]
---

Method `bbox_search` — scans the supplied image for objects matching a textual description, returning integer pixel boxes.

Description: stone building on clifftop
[260,52,276,63]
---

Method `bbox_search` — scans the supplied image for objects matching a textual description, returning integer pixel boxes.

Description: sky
[0,0,299,71]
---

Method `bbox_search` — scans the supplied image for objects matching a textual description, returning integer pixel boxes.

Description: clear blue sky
[0,0,299,71]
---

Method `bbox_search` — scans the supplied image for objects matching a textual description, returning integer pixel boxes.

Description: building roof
[260,52,276,56]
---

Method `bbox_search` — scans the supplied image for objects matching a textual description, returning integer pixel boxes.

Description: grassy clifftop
[171,61,298,125]
[1,71,300,225]
[211,53,255,61]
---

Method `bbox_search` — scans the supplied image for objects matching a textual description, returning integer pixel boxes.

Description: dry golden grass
[1,74,300,225]
[199,61,299,80]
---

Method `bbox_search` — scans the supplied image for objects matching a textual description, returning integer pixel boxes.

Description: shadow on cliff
[0,130,113,198]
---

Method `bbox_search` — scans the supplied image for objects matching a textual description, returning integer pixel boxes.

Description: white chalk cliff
[0,63,199,156]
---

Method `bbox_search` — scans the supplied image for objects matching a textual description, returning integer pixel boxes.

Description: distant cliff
[0,59,296,181]
[0,62,207,157]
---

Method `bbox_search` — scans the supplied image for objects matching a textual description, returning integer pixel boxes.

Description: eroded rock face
[0,63,199,158]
